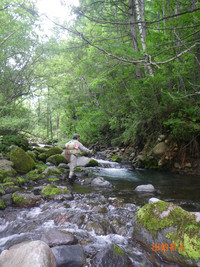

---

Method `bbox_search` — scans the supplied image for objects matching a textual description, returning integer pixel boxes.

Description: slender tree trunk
[135,0,154,76]
[129,0,142,79]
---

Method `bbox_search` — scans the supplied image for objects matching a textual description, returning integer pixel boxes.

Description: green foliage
[0,134,29,152]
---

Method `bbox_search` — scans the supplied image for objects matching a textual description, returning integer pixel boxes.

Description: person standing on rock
[65,133,93,184]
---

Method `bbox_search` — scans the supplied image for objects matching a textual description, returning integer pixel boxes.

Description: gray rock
[40,228,77,247]
[148,197,161,203]
[51,244,85,267]
[91,244,131,267]
[0,159,16,177]
[135,184,155,192]
[0,240,57,267]
[77,156,90,167]
[91,177,112,187]
[152,142,168,157]
[58,163,69,169]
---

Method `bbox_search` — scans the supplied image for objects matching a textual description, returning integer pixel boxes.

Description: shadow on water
[89,162,200,211]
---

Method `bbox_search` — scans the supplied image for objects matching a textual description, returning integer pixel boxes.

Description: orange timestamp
[152,242,185,252]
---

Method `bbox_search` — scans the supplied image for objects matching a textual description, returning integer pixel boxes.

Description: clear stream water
[90,159,200,212]
[0,159,199,266]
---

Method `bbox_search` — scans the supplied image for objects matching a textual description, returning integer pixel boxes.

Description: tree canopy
[0,0,200,150]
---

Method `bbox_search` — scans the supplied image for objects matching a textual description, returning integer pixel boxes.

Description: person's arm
[78,142,92,154]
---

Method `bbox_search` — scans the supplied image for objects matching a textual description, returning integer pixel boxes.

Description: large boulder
[10,147,35,174]
[133,200,200,266]
[77,157,98,167]
[0,240,57,267]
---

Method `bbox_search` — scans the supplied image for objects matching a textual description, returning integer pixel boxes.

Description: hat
[73,133,80,139]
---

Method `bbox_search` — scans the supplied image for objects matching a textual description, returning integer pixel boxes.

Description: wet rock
[134,184,155,192]
[0,240,57,267]
[91,177,112,187]
[40,228,77,247]
[51,244,85,267]
[91,244,131,267]
[77,156,91,166]
[12,192,42,208]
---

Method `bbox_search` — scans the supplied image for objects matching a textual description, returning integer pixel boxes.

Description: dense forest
[0,0,200,157]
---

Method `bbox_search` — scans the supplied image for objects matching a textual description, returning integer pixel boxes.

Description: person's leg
[69,154,77,181]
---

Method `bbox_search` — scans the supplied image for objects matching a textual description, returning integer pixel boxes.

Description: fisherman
[65,133,93,184]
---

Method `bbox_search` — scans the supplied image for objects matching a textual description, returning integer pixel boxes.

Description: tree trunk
[129,0,142,79]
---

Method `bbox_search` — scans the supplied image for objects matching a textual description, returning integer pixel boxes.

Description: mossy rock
[46,147,63,157]
[41,184,68,196]
[0,200,6,210]
[26,151,37,162]
[12,192,26,205]
[111,155,122,163]
[33,147,48,153]
[10,147,35,174]
[25,170,45,181]
[86,159,99,167]
[38,152,48,162]
[46,154,66,165]
[136,201,200,261]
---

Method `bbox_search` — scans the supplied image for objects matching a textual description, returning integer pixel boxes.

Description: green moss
[111,155,122,163]
[86,159,99,167]
[136,201,200,260]
[12,192,26,204]
[0,171,7,182]
[76,167,84,172]
[38,152,47,162]
[113,245,125,256]
[41,184,62,196]
[25,170,45,181]
[33,147,48,153]
[0,200,6,209]
[10,147,35,174]
[26,151,37,162]
[48,178,59,182]
[35,163,48,173]
[46,147,63,157]
[46,169,61,176]
[17,177,25,185]
[46,154,66,165]
[3,182,15,187]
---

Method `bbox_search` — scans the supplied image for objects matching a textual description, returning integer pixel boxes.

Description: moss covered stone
[46,154,66,165]
[12,192,26,205]
[111,155,122,163]
[136,201,200,260]
[46,147,63,157]
[113,245,125,256]
[86,159,99,167]
[0,200,6,209]
[26,151,37,162]
[41,184,62,196]
[10,147,35,174]
[33,147,48,153]
[25,170,45,181]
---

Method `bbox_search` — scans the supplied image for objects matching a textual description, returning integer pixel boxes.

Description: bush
[0,134,29,152]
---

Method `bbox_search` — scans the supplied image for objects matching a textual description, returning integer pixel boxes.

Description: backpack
[64,149,71,163]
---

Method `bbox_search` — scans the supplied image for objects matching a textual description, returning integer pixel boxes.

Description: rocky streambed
[0,145,200,266]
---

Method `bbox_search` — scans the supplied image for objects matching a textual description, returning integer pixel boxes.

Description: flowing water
[0,158,199,266]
